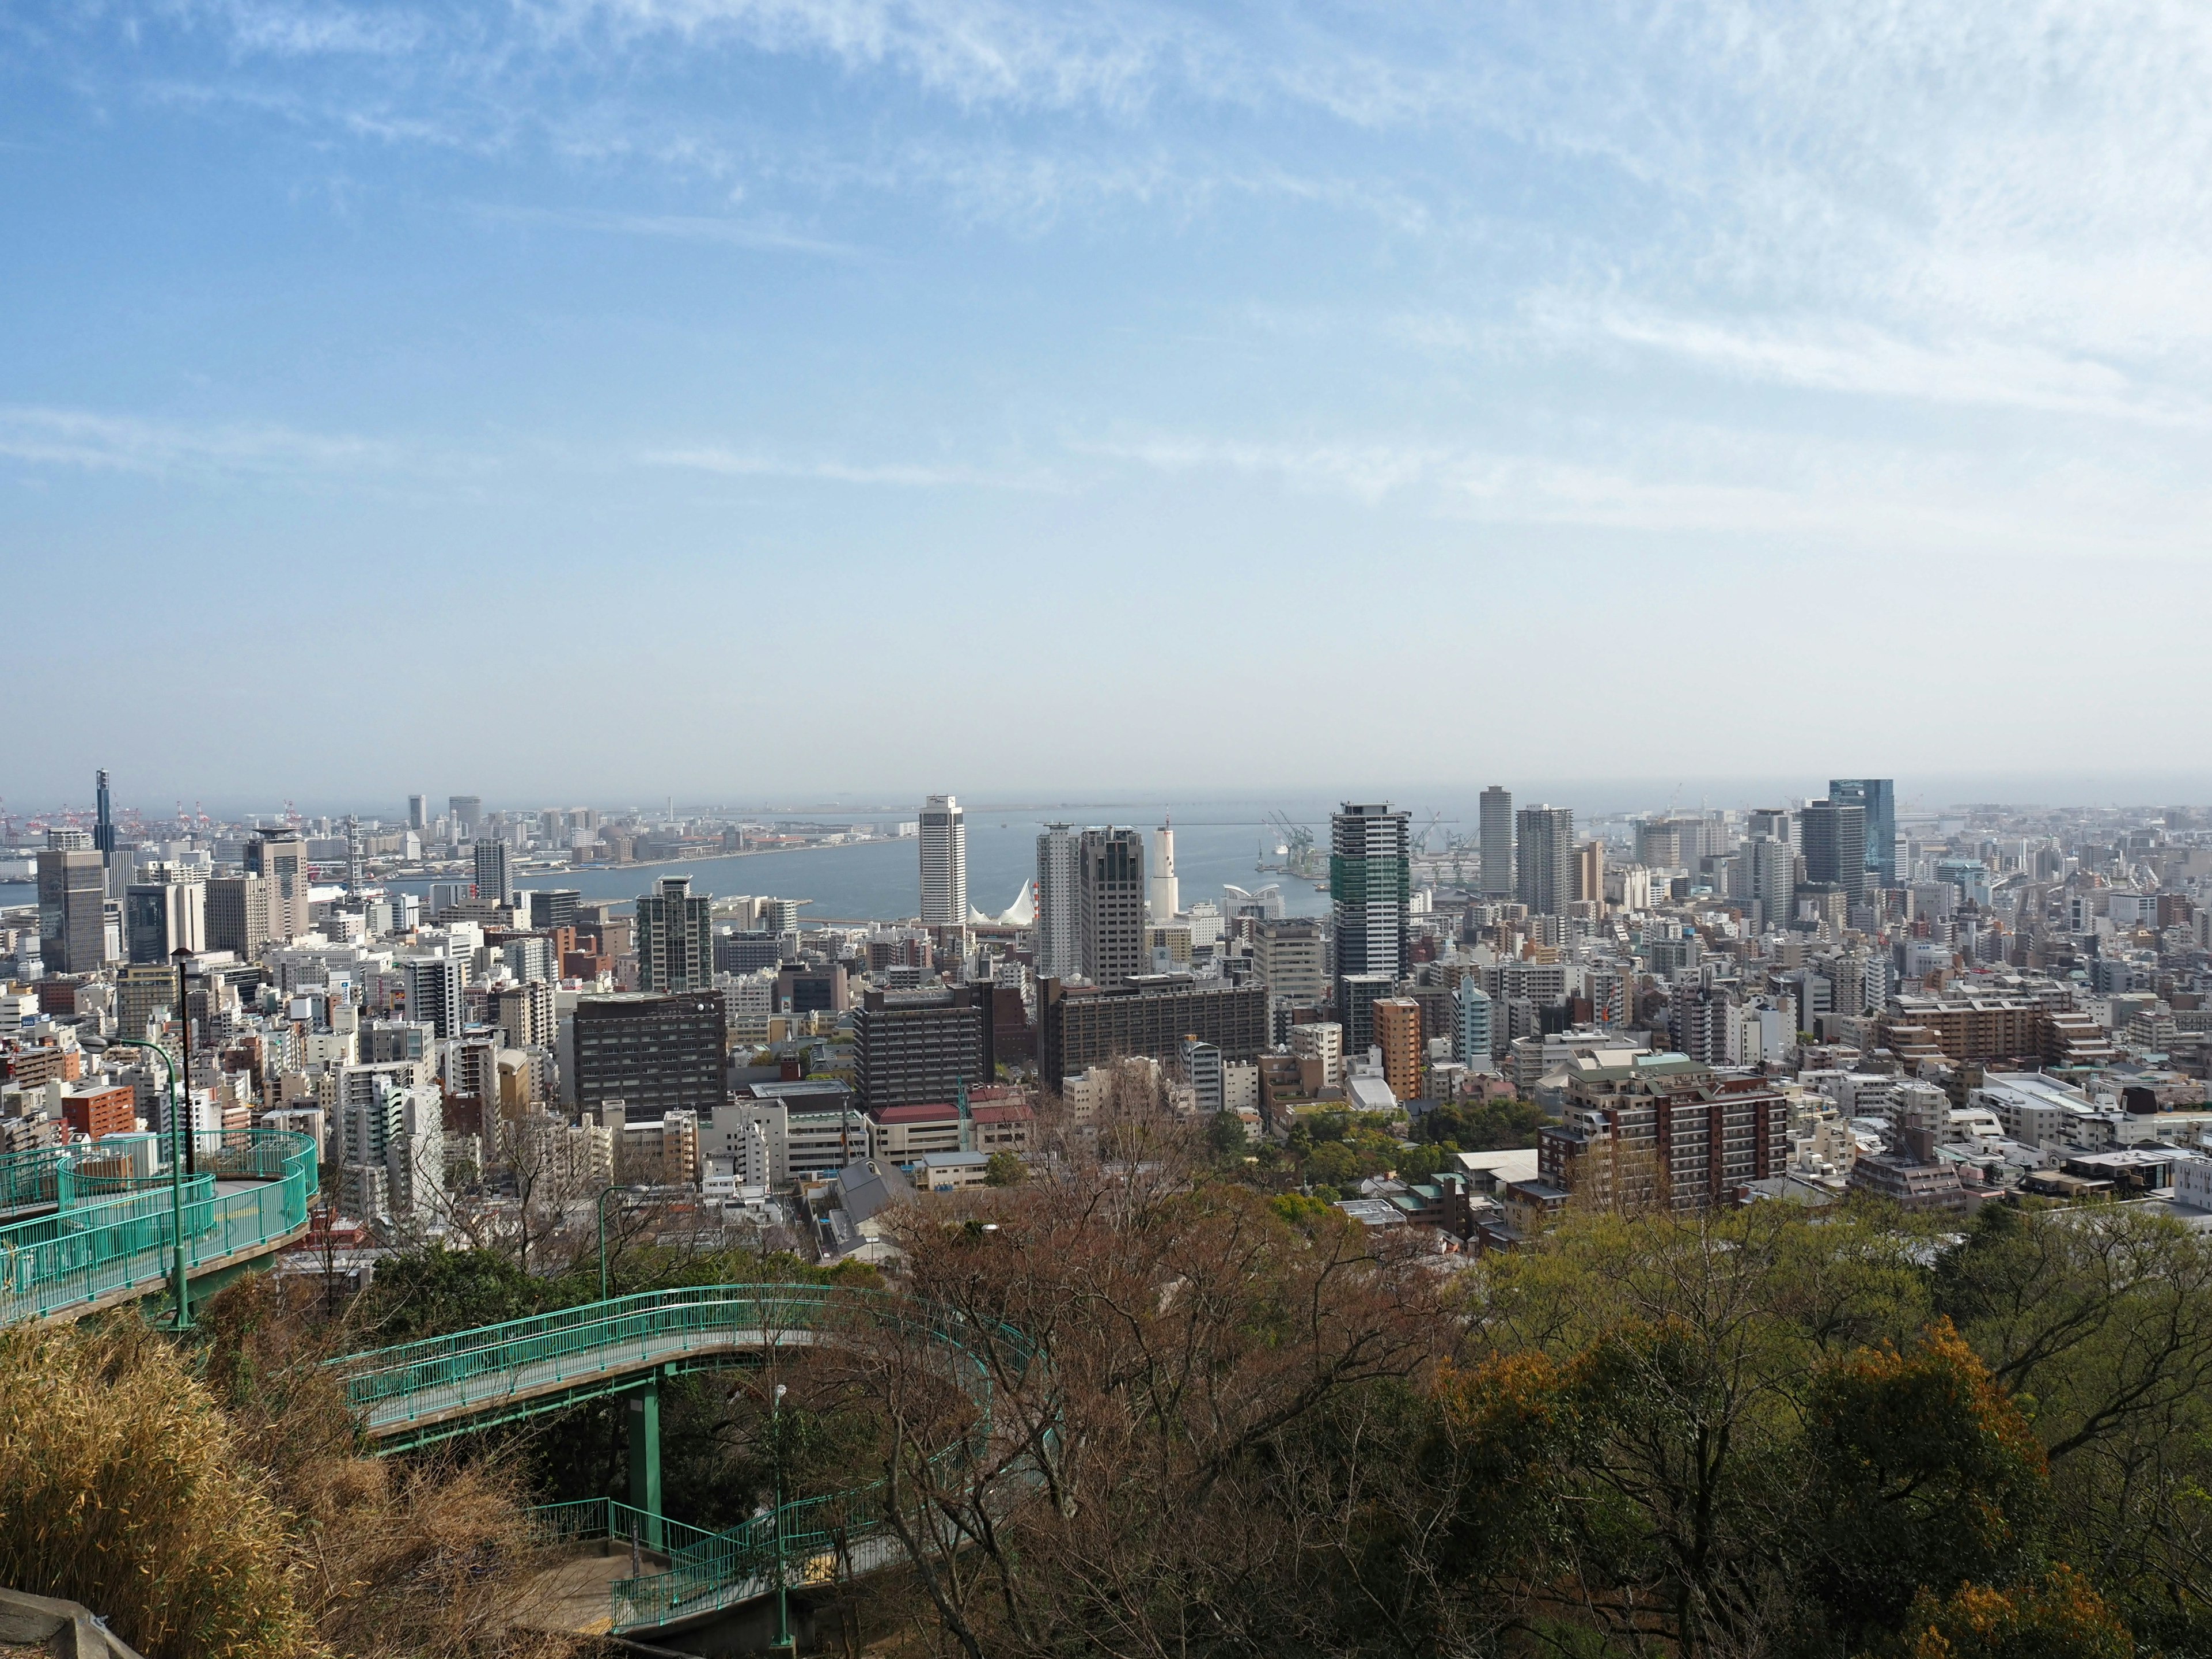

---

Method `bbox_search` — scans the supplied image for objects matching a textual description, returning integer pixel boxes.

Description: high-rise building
[919,795,967,927]
[1180,1036,1224,1114]
[1828,779,1897,890]
[37,842,107,974]
[635,876,713,993]
[94,770,116,896]
[245,828,311,942]
[1077,827,1146,988]
[1514,805,1575,917]
[1800,800,1869,907]
[1253,917,1327,1006]
[528,889,581,933]
[1372,997,1423,1103]
[449,796,483,838]
[1039,975,1268,1082]
[854,987,992,1111]
[1456,981,1496,1071]
[1741,835,1796,933]
[1331,803,1410,1013]
[573,992,728,1124]
[1478,786,1514,897]
[206,875,272,960]
[1147,820,1179,923]
[1337,971,1395,1058]
[1746,807,1791,847]
[473,839,513,906]
[408,794,428,832]
[1033,824,1080,982]
[125,876,206,964]
[1573,840,1604,906]
[397,954,465,1040]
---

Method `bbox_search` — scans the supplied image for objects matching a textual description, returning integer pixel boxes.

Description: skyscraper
[919,795,967,927]
[1478,786,1514,897]
[1077,827,1146,988]
[37,838,107,974]
[1800,799,1869,907]
[206,875,272,960]
[1515,805,1575,916]
[1034,823,1080,982]
[1147,819,1179,923]
[1742,834,1797,933]
[473,839,512,906]
[448,796,483,838]
[1573,840,1604,906]
[93,769,116,896]
[408,794,428,832]
[1456,980,1496,1071]
[635,875,713,993]
[126,874,206,964]
[1331,802,1410,1011]
[1828,779,1896,890]
[245,828,311,942]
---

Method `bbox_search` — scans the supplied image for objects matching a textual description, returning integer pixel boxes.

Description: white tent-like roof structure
[968,880,1035,928]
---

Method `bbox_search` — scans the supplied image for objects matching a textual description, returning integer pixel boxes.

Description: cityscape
[6,0,2206,1651]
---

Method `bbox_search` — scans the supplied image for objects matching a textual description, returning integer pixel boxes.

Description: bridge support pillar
[627,1378,662,1550]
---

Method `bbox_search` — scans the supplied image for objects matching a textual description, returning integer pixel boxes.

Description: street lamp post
[771,1381,792,1654]
[596,1184,649,1302]
[89,1035,192,1332]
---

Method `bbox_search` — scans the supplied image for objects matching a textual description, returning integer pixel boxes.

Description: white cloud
[642,445,1056,488]
[0,406,404,476]
[464,201,862,256]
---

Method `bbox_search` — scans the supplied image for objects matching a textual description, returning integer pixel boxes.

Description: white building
[919,796,967,929]
[1148,820,1179,923]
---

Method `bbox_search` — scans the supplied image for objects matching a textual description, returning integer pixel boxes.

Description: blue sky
[5,0,2210,807]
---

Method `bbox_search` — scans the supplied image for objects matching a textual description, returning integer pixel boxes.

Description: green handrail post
[772,1379,792,1653]
[90,1035,192,1334]
[627,1375,662,1551]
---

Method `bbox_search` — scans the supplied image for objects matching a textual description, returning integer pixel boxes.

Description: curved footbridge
[0,1131,317,1325]
[336,1286,1035,1639]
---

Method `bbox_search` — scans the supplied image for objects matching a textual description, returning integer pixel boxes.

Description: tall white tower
[1034,823,1080,980]
[1148,819,1179,923]
[919,795,967,927]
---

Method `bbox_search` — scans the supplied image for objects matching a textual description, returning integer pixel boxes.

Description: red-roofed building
[969,1103,1034,1155]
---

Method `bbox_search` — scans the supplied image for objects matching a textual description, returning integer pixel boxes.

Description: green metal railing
[0,1145,66,1215]
[0,1130,318,1324]
[339,1285,1035,1633]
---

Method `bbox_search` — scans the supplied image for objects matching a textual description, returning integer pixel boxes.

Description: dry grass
[0,1320,306,1659]
[0,1282,582,1659]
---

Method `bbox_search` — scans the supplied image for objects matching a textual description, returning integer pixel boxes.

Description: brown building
[1372,998,1424,1104]
[1540,1051,1786,1214]
[1040,975,1267,1084]
[60,1082,135,1141]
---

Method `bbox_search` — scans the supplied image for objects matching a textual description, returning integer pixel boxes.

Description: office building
[1040,975,1267,1084]
[1479,786,1514,897]
[1372,997,1423,1104]
[1180,1037,1224,1114]
[474,839,513,906]
[1148,820,1179,923]
[919,794,967,927]
[125,877,206,965]
[38,842,108,973]
[245,828,312,942]
[1456,980,1496,1071]
[1800,799,1869,907]
[449,796,483,838]
[635,875,713,993]
[493,980,557,1051]
[1515,806,1575,916]
[572,992,728,1123]
[206,875,272,960]
[1573,840,1604,906]
[1331,802,1410,1011]
[1252,916,1327,1005]
[1740,835,1796,933]
[1034,823,1080,982]
[854,987,992,1112]
[1828,779,1897,889]
[408,794,428,832]
[528,889,581,933]
[1337,971,1395,1057]
[1078,827,1146,988]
